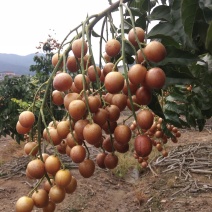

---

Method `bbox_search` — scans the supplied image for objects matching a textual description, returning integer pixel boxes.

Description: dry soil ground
[0,120,212,212]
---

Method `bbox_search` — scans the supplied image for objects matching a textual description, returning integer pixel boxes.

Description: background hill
[0,53,37,75]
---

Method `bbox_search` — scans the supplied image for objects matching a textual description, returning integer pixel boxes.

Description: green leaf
[148,93,165,119]
[164,101,186,114]
[199,0,212,23]
[206,22,212,54]
[164,111,182,127]
[181,0,199,40]
[91,30,101,38]
[158,46,199,66]
[166,93,189,103]
[161,121,175,138]
[149,5,171,21]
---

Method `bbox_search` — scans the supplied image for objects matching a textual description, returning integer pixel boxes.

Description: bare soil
[0,120,212,212]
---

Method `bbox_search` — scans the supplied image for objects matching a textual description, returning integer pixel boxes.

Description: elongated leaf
[164,101,186,114]
[181,0,199,40]
[149,5,171,21]
[166,93,189,103]
[91,30,101,38]
[206,22,212,54]
[164,111,182,127]
[158,46,199,66]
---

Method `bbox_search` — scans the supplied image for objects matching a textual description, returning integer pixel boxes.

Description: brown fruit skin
[72,38,88,58]
[134,135,153,157]
[49,185,66,204]
[27,158,45,179]
[57,120,70,139]
[52,90,64,106]
[136,86,152,105]
[105,104,120,122]
[70,145,86,163]
[88,96,101,113]
[74,119,90,140]
[16,121,31,134]
[53,72,73,92]
[45,155,61,176]
[87,65,101,82]
[68,99,86,121]
[128,27,145,47]
[145,67,166,89]
[136,49,145,64]
[19,111,35,128]
[104,153,119,169]
[52,53,63,67]
[104,72,125,94]
[64,92,82,110]
[79,159,95,178]
[105,39,121,57]
[144,41,166,63]
[93,108,109,127]
[66,55,78,72]
[96,152,108,169]
[15,196,34,212]
[32,189,49,208]
[83,123,102,145]
[102,137,113,152]
[74,74,90,91]
[136,109,154,130]
[111,93,127,111]
[55,169,72,188]
[65,176,77,194]
[103,62,116,76]
[24,142,38,156]
[128,64,147,85]
[114,124,132,145]
[43,200,56,212]
[113,140,129,153]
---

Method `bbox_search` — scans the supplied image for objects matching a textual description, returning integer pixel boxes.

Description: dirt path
[0,124,212,211]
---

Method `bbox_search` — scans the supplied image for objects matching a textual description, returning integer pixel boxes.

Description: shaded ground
[0,120,212,212]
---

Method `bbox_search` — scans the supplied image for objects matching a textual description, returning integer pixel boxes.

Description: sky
[0,0,117,56]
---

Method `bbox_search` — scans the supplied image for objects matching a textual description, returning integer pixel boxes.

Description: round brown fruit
[24,142,38,156]
[32,189,49,208]
[105,104,120,122]
[93,108,108,127]
[16,121,31,134]
[15,196,34,212]
[83,123,102,145]
[64,92,82,110]
[45,155,61,176]
[66,55,78,73]
[72,38,88,58]
[52,53,63,67]
[87,65,101,82]
[79,159,95,178]
[65,176,77,194]
[49,185,66,204]
[68,99,86,121]
[19,111,35,128]
[144,40,166,63]
[87,96,101,113]
[104,72,124,94]
[74,119,89,140]
[55,169,72,188]
[128,64,147,85]
[43,200,56,212]
[105,39,121,57]
[145,67,166,89]
[104,153,119,169]
[74,74,90,91]
[136,109,154,130]
[27,158,45,179]
[53,72,73,92]
[102,136,113,152]
[46,127,62,146]
[134,135,152,157]
[113,140,129,153]
[70,145,86,163]
[128,27,145,47]
[57,120,70,139]
[103,53,111,63]
[103,62,116,76]
[111,93,127,111]
[52,90,64,106]
[136,48,145,64]
[96,152,108,169]
[136,86,152,105]
[114,124,131,145]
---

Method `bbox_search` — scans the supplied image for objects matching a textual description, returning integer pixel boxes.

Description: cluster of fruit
[15,26,180,211]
